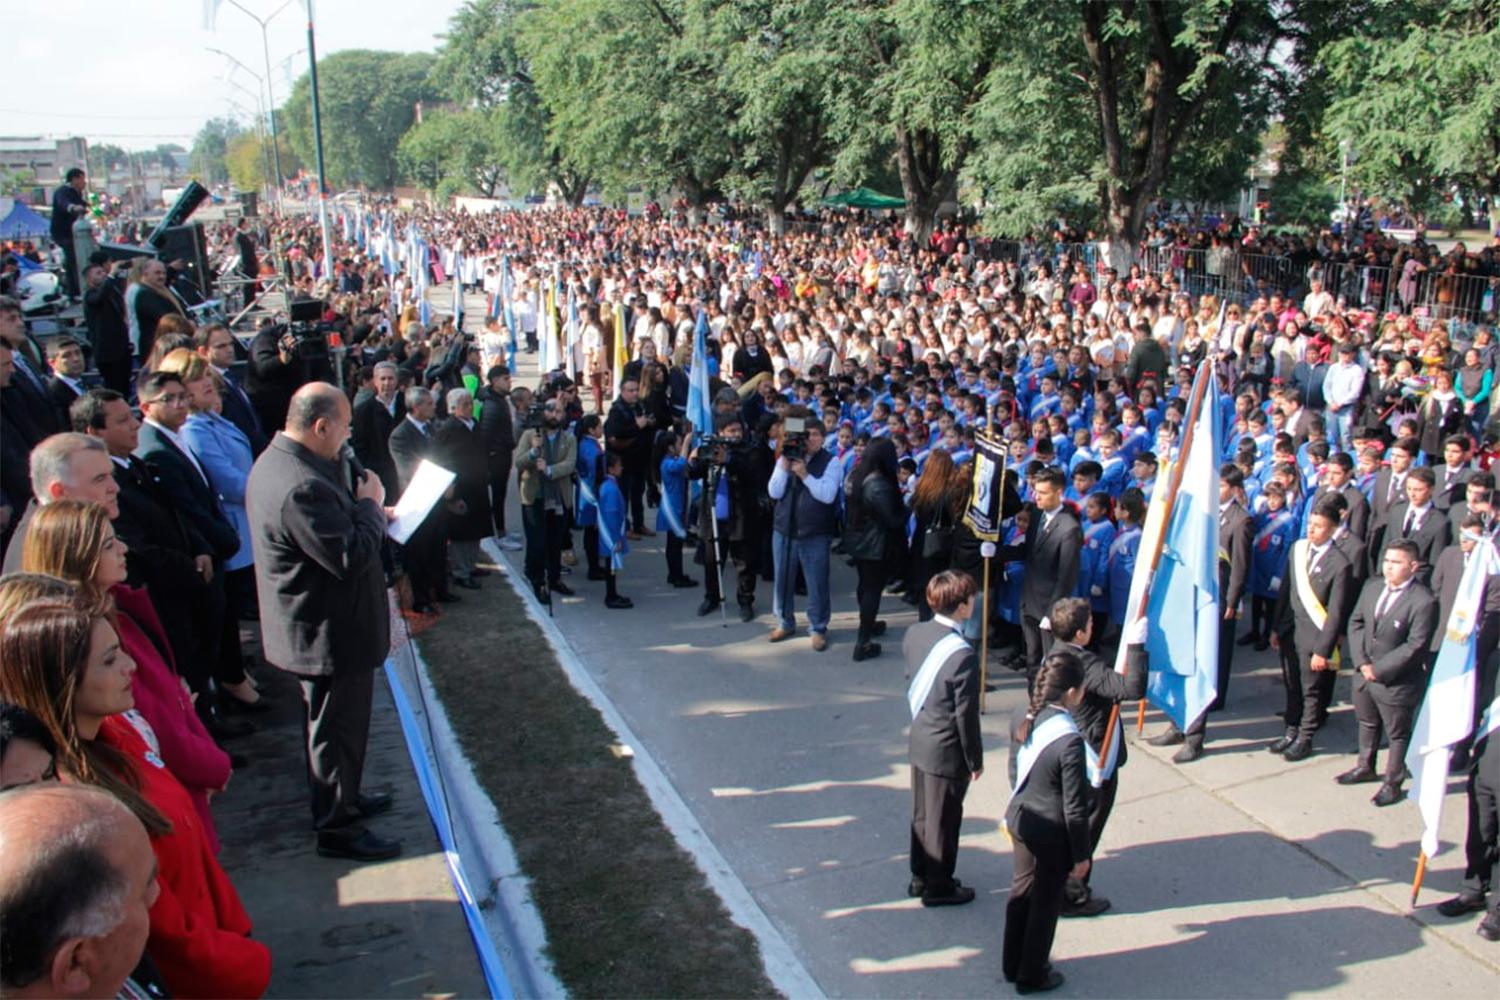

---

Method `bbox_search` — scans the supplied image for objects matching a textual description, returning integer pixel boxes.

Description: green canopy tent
[822,187,905,210]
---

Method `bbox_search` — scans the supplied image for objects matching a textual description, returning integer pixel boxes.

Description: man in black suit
[83,258,134,396]
[1368,440,1418,567]
[195,323,267,455]
[1385,466,1449,584]
[44,336,88,430]
[51,167,89,298]
[246,382,400,862]
[1,297,64,441]
[1306,452,1369,541]
[1340,539,1441,806]
[1447,474,1496,540]
[1151,464,1254,763]
[1,337,47,521]
[1269,499,1355,761]
[1428,516,1500,764]
[388,386,454,614]
[903,570,983,908]
[477,365,520,548]
[1000,466,1082,688]
[1434,434,1476,513]
[350,360,404,497]
[1049,597,1148,918]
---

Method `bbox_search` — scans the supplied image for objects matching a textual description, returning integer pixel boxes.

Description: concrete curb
[392,628,566,998]
[481,537,826,999]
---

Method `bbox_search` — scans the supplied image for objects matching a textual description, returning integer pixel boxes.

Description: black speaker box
[157,223,213,299]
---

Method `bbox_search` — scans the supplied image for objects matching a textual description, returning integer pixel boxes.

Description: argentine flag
[686,304,714,439]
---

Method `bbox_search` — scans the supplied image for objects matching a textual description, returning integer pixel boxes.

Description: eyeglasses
[145,393,187,406]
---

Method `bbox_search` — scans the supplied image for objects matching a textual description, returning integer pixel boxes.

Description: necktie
[1375,586,1397,620]
[1388,475,1401,504]
[1308,544,1325,576]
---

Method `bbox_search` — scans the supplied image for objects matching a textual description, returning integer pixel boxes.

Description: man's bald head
[283,382,353,461]
[0,784,155,998]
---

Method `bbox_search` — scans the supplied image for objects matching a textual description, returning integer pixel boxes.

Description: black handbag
[922,503,955,560]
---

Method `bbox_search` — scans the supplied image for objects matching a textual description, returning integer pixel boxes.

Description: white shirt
[1324,360,1365,410]
[144,418,209,487]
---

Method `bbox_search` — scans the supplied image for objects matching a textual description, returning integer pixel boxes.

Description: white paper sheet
[386,459,456,545]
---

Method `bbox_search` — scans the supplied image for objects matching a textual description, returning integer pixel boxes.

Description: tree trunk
[894,123,963,246]
[1101,196,1146,273]
[1488,174,1500,239]
[765,203,786,234]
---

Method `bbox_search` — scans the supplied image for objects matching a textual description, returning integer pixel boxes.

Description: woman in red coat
[0,591,271,999]
[21,500,233,850]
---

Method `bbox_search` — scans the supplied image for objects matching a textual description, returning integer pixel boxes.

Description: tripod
[704,461,729,626]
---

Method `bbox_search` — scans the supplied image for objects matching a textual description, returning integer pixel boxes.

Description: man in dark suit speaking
[247,382,401,862]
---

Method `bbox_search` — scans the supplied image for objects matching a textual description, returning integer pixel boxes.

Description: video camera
[276,298,334,362]
[519,397,549,430]
[781,415,809,461]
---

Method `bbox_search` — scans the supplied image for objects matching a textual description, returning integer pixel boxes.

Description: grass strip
[413,565,780,999]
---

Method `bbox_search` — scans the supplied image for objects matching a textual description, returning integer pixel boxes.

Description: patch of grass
[414,565,780,999]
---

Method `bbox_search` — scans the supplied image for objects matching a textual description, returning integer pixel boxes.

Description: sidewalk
[214,625,488,998]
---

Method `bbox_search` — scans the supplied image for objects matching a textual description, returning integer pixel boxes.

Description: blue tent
[0,201,50,239]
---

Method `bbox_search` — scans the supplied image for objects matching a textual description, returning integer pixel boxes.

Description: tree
[1322,0,1500,231]
[189,117,243,185]
[225,131,301,192]
[87,144,129,176]
[397,109,508,198]
[281,50,442,190]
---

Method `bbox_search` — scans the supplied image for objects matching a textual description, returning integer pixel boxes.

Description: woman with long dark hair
[843,437,906,661]
[908,449,964,621]
[1003,650,1092,994]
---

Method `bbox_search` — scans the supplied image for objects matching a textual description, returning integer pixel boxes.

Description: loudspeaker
[158,223,213,299]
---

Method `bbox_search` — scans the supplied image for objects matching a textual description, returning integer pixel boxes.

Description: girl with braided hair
[1003,650,1093,994]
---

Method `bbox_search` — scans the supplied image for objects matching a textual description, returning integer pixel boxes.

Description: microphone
[340,443,366,487]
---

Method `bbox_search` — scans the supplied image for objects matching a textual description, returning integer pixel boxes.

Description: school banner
[963,434,1006,541]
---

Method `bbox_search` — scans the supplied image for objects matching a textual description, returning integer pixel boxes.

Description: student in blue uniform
[596,451,633,608]
[575,415,606,581]
[1106,489,1146,640]
[655,430,697,588]
[1245,481,1295,651]
[1076,492,1117,647]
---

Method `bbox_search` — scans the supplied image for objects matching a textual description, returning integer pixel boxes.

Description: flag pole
[1410,852,1428,907]
[980,554,992,714]
[1097,358,1215,766]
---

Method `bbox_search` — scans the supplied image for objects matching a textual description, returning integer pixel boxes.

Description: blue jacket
[597,475,628,566]
[657,455,690,537]
[181,411,256,570]
[1249,508,1296,599]
[1106,525,1142,626]
[999,520,1027,625]
[1076,517,1117,613]
[575,435,604,527]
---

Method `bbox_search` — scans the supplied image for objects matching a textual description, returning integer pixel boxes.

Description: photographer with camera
[767,406,840,650]
[246,301,335,435]
[688,412,771,620]
[514,391,577,603]
[605,376,657,538]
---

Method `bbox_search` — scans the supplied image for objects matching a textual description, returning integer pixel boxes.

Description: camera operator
[605,376,657,537]
[767,406,840,650]
[514,391,577,602]
[688,412,771,620]
[245,305,335,436]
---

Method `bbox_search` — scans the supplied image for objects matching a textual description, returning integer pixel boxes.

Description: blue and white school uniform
[1076,516,1117,614]
[596,474,629,570]
[1249,507,1296,600]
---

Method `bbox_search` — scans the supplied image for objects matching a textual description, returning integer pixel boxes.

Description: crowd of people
[3,177,1500,997]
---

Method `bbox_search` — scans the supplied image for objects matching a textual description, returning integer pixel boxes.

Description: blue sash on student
[1014,710,1104,792]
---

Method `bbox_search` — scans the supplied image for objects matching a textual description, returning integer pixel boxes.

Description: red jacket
[100,716,271,999]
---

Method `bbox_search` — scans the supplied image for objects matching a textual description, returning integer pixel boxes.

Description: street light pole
[305,0,333,281]
[221,77,273,198]
[209,49,274,204]
[223,0,296,214]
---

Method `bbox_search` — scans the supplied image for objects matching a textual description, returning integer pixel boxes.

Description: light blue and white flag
[686,305,714,439]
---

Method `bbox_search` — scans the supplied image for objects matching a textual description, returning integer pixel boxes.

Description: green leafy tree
[1322,0,1500,230]
[189,117,242,185]
[281,50,442,190]
[86,144,129,176]
[224,131,301,191]
[397,109,508,198]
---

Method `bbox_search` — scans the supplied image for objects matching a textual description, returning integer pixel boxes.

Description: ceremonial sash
[577,475,599,512]
[1014,711,1103,793]
[1290,540,1340,666]
[1255,511,1292,551]
[595,491,624,570]
[660,488,688,539]
[907,632,970,720]
[1084,520,1111,545]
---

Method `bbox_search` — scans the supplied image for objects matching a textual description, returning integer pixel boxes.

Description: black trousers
[582,525,602,574]
[1065,773,1118,903]
[704,522,757,607]
[854,558,886,643]
[522,503,566,587]
[402,512,448,604]
[61,234,80,298]
[297,667,374,832]
[487,456,512,536]
[1003,837,1070,986]
[666,531,686,581]
[621,464,647,532]
[909,766,969,892]
[1460,734,1499,901]
[1185,612,1238,743]
[1279,639,1338,739]
[1352,681,1415,783]
[1021,615,1053,691]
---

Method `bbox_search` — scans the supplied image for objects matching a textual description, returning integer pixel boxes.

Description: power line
[0,107,213,121]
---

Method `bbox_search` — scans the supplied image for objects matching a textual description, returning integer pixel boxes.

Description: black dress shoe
[739,603,755,623]
[1282,738,1313,762]
[357,792,394,817]
[670,576,699,588]
[907,878,925,898]
[1237,632,1259,646]
[1372,782,1405,807]
[1336,765,1380,785]
[697,598,721,617]
[316,829,402,862]
[1172,742,1204,764]
[1061,894,1111,918]
[1268,728,1297,754]
[852,641,882,662]
[1477,913,1500,941]
[920,883,975,907]
[1016,970,1066,994]
[1436,892,1487,917]
[1253,638,1270,651]
[872,620,888,637]
[1148,727,1185,747]
[435,592,462,603]
[605,595,634,609]
[550,581,576,597]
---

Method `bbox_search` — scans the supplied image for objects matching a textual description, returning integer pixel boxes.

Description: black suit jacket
[1,388,46,508]
[387,416,435,496]
[1220,501,1253,611]
[84,273,131,364]
[1433,464,1475,513]
[1002,505,1082,620]
[1005,705,1092,862]
[1427,544,1500,653]
[1370,467,1409,530]
[1384,500,1449,583]
[217,368,268,456]
[903,621,983,779]
[1333,528,1369,587]
[1273,541,1354,658]
[1346,578,1440,706]
[245,433,389,676]
[5,356,64,440]
[47,376,83,431]
[135,423,240,561]
[351,394,405,496]
[1056,639,1147,770]
[1309,483,1369,541]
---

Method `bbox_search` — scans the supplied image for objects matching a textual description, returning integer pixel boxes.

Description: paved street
[475,315,1500,997]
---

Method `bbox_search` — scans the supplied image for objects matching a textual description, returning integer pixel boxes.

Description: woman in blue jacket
[596,451,632,609]
[575,415,605,580]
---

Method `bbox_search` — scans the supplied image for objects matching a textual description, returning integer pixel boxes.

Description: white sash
[1014,711,1104,792]
[1255,511,1292,548]
[595,491,624,569]
[660,489,688,539]
[907,632,970,720]
[577,476,599,511]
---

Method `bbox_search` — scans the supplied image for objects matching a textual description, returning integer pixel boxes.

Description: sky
[1,0,466,149]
